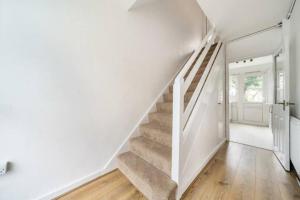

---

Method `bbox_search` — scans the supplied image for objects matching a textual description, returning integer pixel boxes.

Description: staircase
[117,44,218,200]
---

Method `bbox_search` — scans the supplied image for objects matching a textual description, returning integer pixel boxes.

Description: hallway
[182,142,300,199]
[58,142,300,200]
[229,123,273,150]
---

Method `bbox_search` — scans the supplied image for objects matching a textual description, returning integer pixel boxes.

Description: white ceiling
[229,62,272,74]
[226,28,282,62]
[229,55,273,74]
[229,55,273,68]
[197,0,292,40]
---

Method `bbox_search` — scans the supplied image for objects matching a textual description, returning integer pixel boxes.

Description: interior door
[272,19,291,171]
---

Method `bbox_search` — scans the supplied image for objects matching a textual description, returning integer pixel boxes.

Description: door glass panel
[275,52,285,104]
[244,74,264,103]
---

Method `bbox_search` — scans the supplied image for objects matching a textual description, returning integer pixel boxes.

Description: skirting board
[35,167,112,200]
[178,139,226,198]
[37,51,194,200]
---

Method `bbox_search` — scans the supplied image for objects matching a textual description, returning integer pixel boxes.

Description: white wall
[179,45,226,196]
[290,0,300,119]
[0,0,207,199]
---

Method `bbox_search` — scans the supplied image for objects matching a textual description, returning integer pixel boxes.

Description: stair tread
[149,112,172,128]
[118,152,177,200]
[149,111,172,117]
[130,136,171,163]
[130,136,171,176]
[167,91,194,98]
[140,122,171,133]
[149,112,172,121]
[169,82,197,92]
[140,122,172,147]
[157,101,188,108]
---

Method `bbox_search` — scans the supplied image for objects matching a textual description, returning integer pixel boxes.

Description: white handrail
[183,41,222,126]
[183,32,216,94]
[171,77,183,184]
[175,29,215,79]
[171,29,221,192]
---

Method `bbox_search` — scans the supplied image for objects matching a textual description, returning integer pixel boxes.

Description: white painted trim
[36,51,194,200]
[225,42,230,140]
[230,121,268,127]
[171,30,216,186]
[178,139,226,198]
[183,31,216,94]
[183,41,221,125]
[172,77,184,184]
[176,29,214,80]
[183,43,223,138]
[35,167,111,200]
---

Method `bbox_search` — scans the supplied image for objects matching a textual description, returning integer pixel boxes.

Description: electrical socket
[0,162,8,176]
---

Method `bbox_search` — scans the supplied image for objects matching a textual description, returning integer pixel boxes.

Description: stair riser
[164,93,193,102]
[157,103,172,113]
[140,127,172,147]
[184,70,203,79]
[129,140,171,176]
[192,74,203,83]
[149,115,172,129]
[169,82,198,93]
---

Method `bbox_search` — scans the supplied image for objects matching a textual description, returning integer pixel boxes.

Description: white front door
[272,19,291,171]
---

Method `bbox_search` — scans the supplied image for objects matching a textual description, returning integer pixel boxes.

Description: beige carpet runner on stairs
[118,44,217,200]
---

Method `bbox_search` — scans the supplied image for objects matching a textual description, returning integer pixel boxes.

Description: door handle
[286,102,295,106]
[277,100,286,110]
[276,100,295,110]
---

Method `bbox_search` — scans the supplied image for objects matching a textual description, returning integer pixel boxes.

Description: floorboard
[57,142,300,200]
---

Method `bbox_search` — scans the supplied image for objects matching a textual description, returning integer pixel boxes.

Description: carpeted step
[193,71,205,80]
[156,102,188,113]
[169,82,198,93]
[140,122,171,147]
[157,102,173,113]
[129,136,171,176]
[164,91,194,102]
[148,112,172,128]
[118,152,177,200]
[179,67,205,83]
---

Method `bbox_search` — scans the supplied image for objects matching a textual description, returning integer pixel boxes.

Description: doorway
[228,55,274,150]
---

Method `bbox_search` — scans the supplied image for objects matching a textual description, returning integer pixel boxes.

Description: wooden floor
[57,142,300,200]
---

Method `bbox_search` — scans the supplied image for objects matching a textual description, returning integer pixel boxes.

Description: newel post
[171,77,184,185]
